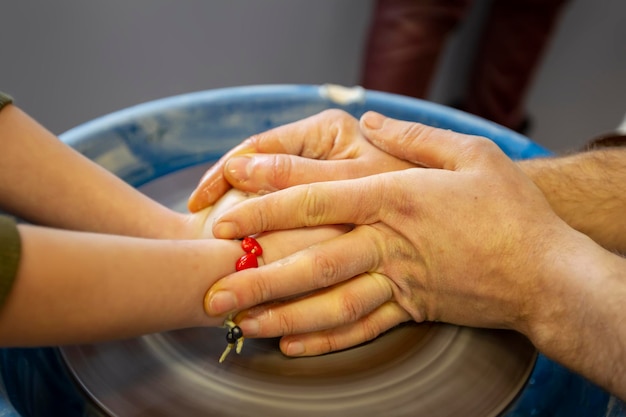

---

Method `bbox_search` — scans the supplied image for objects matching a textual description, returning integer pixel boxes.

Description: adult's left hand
[204,112,579,357]
[187,109,415,212]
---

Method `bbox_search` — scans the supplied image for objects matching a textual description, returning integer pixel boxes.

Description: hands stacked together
[188,110,626,400]
[2,99,623,399]
[186,111,578,352]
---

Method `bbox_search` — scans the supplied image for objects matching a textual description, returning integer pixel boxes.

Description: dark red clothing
[361,0,569,131]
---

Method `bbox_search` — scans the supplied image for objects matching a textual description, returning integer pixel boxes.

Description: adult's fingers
[204,226,381,317]
[279,302,412,357]
[359,112,503,171]
[212,176,387,239]
[258,224,349,263]
[235,272,393,338]
[221,154,374,195]
[188,109,358,212]
[187,143,257,212]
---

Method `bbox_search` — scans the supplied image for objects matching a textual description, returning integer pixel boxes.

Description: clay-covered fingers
[360,111,506,171]
[187,144,257,212]
[221,153,384,196]
[259,224,350,260]
[220,112,419,194]
[212,176,386,239]
[204,226,381,317]
[188,109,362,212]
[278,302,412,356]
[236,271,393,339]
[235,276,412,357]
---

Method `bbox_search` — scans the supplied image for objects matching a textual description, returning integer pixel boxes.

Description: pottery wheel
[61,324,535,417]
[60,165,536,417]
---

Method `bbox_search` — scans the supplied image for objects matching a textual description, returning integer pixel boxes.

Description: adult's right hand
[206,113,591,352]
[202,112,626,401]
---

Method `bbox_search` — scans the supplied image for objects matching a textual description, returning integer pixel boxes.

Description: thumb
[359,111,493,171]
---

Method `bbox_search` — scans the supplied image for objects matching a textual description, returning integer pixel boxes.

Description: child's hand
[183,189,250,239]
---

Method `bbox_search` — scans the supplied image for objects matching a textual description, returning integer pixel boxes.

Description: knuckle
[319,108,349,120]
[277,311,297,336]
[463,136,488,152]
[359,315,384,342]
[460,135,499,158]
[300,184,331,224]
[318,334,341,354]
[312,251,342,288]
[401,121,428,139]
[326,109,354,133]
[338,293,363,324]
[246,198,275,232]
[383,235,415,263]
[268,155,293,189]
[372,178,396,213]
[397,122,430,147]
[245,134,263,150]
[249,275,274,305]
[307,109,352,159]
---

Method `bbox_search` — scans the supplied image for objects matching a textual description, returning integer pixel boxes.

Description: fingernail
[361,111,386,130]
[238,318,260,336]
[212,221,238,239]
[207,291,237,315]
[226,156,253,183]
[286,340,305,356]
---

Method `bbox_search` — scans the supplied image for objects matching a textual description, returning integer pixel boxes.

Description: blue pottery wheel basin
[52,85,614,417]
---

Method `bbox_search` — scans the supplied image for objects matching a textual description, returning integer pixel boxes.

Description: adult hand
[204,112,582,357]
[187,109,415,212]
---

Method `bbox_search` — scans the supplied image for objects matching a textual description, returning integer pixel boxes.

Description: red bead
[241,237,263,256]
[236,253,258,271]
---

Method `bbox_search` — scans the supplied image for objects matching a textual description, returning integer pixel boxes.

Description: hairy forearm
[518,148,626,253]
[0,225,239,346]
[528,231,626,400]
[0,104,189,239]
[521,148,626,397]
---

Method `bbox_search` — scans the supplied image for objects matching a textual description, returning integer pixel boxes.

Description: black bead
[226,326,243,343]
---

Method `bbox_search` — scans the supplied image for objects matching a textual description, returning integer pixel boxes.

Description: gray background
[3,0,626,153]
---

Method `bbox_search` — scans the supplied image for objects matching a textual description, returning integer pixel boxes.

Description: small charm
[218,236,263,363]
[219,318,245,363]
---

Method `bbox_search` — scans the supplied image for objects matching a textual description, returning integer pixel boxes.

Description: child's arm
[0,222,343,346]
[0,101,193,239]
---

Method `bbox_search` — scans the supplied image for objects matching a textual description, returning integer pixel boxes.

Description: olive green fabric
[0,92,20,307]
[0,91,13,110]
[0,215,20,307]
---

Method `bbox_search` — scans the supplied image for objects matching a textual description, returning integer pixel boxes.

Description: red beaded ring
[219,237,264,363]
[235,237,263,271]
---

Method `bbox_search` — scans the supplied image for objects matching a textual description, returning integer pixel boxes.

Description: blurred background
[3,0,626,153]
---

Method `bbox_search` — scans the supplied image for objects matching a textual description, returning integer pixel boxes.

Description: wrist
[524,228,623,362]
[148,210,199,240]
[526,233,626,397]
[188,238,243,326]
[192,236,267,326]
[517,157,571,222]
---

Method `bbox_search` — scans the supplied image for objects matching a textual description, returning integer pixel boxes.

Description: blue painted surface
[60,85,552,191]
[0,85,622,416]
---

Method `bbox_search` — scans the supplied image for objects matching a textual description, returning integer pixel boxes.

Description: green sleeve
[0,92,20,307]
[0,215,21,307]
[0,91,13,110]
